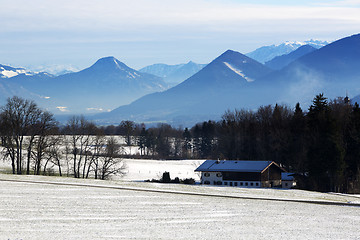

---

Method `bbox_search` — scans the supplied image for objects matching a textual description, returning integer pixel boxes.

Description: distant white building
[195,160,285,188]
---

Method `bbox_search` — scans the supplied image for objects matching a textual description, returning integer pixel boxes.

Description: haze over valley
[1,34,359,126]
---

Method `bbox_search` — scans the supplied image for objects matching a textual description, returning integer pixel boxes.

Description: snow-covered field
[121,159,203,181]
[1,159,360,239]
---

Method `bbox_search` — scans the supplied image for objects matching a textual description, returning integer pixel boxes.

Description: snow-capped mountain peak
[0,64,38,78]
[247,39,330,63]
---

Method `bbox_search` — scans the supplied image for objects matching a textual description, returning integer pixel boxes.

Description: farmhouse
[195,160,285,188]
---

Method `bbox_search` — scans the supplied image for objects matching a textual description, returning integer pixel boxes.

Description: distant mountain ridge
[259,33,360,107]
[95,50,273,125]
[0,64,52,79]
[139,61,206,86]
[94,34,360,126]
[1,57,168,114]
[30,64,80,76]
[246,40,329,64]
[139,63,185,78]
[1,34,359,127]
[265,45,317,70]
[0,64,54,105]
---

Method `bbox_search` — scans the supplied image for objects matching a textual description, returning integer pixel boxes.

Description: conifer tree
[307,94,345,191]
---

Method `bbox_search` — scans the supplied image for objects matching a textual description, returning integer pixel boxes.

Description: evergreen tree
[343,102,360,192]
[289,103,308,174]
[269,104,292,168]
[307,94,345,192]
[182,127,192,158]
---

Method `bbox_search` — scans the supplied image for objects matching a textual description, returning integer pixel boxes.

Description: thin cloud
[315,0,360,7]
[1,0,359,32]
[0,0,359,69]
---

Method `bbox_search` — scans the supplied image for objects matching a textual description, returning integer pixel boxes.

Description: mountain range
[95,50,273,125]
[95,33,360,126]
[139,61,206,86]
[246,40,329,64]
[265,45,317,70]
[0,65,53,104]
[1,34,359,127]
[270,34,360,106]
[0,64,52,79]
[1,57,168,114]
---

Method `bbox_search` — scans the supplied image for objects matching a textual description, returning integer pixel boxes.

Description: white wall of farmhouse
[201,172,222,184]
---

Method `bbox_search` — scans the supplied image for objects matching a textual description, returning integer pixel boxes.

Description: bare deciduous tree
[97,137,126,180]
[0,96,42,174]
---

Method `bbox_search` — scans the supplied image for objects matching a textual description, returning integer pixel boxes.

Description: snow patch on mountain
[30,64,80,76]
[0,66,36,78]
[113,58,125,71]
[56,106,69,112]
[223,62,254,82]
[127,71,140,79]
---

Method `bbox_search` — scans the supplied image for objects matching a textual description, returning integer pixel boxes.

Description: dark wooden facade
[218,163,282,187]
[222,172,261,181]
[260,164,282,187]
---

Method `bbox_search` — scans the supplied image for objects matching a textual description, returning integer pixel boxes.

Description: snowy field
[0,158,204,182]
[1,159,360,239]
[121,159,204,181]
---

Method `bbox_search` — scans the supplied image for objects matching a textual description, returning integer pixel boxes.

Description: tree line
[1,95,360,193]
[94,94,360,193]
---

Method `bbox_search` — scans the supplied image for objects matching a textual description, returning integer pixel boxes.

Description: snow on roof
[195,160,276,173]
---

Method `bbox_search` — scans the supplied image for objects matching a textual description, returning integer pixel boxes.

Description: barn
[195,160,285,188]
[281,172,296,189]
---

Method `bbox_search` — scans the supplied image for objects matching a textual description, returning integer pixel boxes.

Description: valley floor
[1,166,360,239]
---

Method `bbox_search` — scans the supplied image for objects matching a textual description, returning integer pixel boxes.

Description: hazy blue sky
[0,0,359,71]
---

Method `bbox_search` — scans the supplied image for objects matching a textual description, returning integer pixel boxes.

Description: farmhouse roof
[195,160,282,173]
[281,172,295,181]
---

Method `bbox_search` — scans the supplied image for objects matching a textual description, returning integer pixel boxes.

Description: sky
[0,0,359,72]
